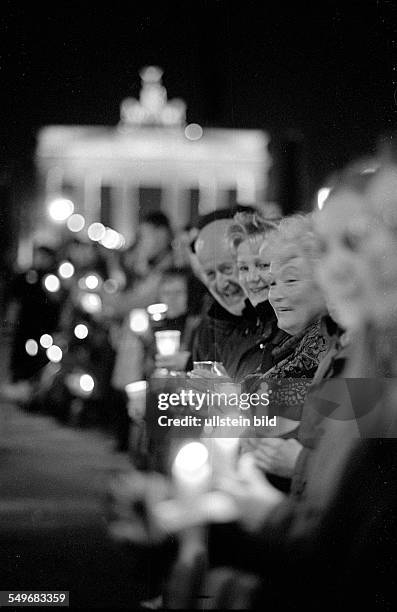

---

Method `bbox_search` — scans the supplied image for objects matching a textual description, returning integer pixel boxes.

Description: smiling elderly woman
[228,210,278,309]
[242,214,330,482]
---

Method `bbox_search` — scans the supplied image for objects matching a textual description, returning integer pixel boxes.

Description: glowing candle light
[172,442,211,502]
[147,303,168,322]
[209,437,240,478]
[125,380,147,419]
[155,330,180,356]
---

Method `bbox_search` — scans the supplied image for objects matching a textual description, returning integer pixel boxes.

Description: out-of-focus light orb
[80,292,102,314]
[39,334,53,349]
[43,274,61,293]
[87,222,106,242]
[74,324,89,339]
[48,198,74,222]
[25,339,38,356]
[58,261,75,279]
[85,274,100,290]
[100,228,124,250]
[129,309,149,334]
[46,345,63,363]
[103,279,119,294]
[317,187,332,210]
[174,442,209,472]
[152,313,162,322]
[79,374,95,394]
[67,213,85,232]
[184,123,203,141]
[78,273,102,291]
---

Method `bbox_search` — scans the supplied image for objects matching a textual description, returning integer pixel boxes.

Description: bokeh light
[39,334,53,349]
[184,123,203,141]
[58,261,75,279]
[103,279,119,294]
[48,198,74,222]
[79,374,95,394]
[87,222,106,242]
[46,345,63,363]
[100,228,124,250]
[174,442,209,472]
[43,274,61,293]
[74,324,89,339]
[67,213,85,232]
[80,292,102,314]
[129,309,149,334]
[85,274,100,290]
[25,339,38,356]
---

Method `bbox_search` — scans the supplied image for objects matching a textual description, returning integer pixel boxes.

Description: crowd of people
[3,153,397,609]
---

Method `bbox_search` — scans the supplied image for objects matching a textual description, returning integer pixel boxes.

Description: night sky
[0,0,396,245]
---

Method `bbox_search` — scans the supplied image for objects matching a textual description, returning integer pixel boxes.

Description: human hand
[106,470,171,545]
[217,453,285,532]
[253,438,303,478]
[186,365,231,395]
[239,437,259,455]
[152,491,239,534]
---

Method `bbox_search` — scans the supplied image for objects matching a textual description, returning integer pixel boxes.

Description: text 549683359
[0,592,69,607]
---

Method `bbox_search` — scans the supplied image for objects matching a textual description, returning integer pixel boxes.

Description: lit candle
[208,381,241,477]
[155,330,181,356]
[172,442,211,503]
[125,380,147,419]
[209,437,239,478]
[147,303,168,322]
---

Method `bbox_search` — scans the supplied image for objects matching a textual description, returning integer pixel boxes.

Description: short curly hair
[227,210,279,253]
[266,214,319,270]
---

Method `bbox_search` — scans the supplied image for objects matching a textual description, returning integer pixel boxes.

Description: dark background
[0,0,396,265]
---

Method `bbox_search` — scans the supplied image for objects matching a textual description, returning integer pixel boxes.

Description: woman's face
[314,187,397,330]
[268,254,326,335]
[236,237,272,306]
